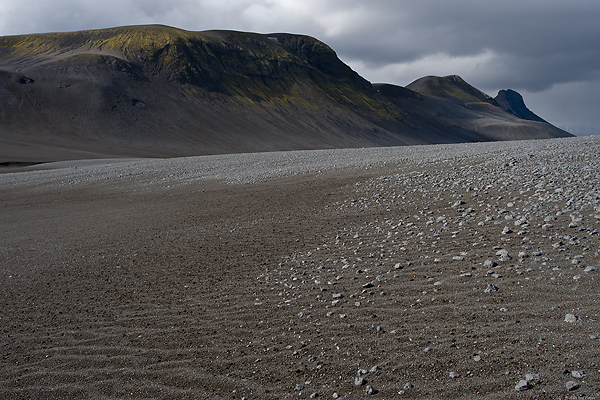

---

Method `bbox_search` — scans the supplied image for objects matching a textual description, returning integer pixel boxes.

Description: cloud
[521,79,600,134]
[321,1,600,91]
[345,49,499,87]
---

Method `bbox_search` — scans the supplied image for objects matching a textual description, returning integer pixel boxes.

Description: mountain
[406,75,498,106]
[494,89,546,122]
[0,25,572,162]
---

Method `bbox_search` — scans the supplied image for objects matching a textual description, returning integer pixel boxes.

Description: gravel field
[1,136,599,399]
[2,136,594,188]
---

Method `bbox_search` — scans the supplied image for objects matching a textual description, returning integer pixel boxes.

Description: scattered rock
[515,380,531,391]
[564,314,581,323]
[565,381,581,391]
[365,385,377,395]
[452,200,465,208]
[354,377,366,386]
[19,76,35,84]
[484,284,499,293]
[496,249,512,262]
[571,370,585,379]
[525,372,540,382]
[132,99,146,109]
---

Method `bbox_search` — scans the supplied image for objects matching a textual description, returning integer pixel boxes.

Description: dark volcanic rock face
[495,89,547,122]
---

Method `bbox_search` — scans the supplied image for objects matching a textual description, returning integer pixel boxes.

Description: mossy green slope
[0,26,404,120]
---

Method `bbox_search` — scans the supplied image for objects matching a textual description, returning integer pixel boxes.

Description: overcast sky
[1,0,598,134]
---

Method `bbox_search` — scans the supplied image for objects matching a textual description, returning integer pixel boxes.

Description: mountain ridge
[406,75,498,106]
[0,25,572,162]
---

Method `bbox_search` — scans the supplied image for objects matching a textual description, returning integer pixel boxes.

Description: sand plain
[1,137,599,399]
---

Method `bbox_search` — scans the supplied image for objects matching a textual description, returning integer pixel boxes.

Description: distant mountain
[406,75,498,106]
[494,89,546,122]
[0,25,572,162]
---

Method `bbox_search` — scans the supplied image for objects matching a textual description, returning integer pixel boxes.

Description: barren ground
[1,137,599,399]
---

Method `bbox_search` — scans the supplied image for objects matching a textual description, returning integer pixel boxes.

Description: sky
[1,0,598,135]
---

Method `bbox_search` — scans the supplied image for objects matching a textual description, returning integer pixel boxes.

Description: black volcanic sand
[1,137,599,399]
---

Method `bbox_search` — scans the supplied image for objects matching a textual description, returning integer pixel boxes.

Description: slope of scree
[0,25,572,163]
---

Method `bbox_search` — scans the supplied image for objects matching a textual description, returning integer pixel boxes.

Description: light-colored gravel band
[2,136,598,190]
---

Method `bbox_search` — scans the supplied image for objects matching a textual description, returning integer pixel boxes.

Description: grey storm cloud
[1,0,599,133]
